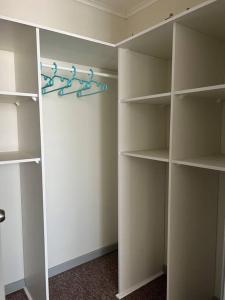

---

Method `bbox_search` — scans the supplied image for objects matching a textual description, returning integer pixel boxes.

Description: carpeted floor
[6,252,166,300]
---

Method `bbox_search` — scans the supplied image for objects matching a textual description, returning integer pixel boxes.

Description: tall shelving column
[117,24,173,297]
[167,22,225,300]
[0,19,48,300]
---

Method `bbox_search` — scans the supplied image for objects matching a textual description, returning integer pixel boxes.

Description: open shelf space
[171,93,225,171]
[40,29,117,71]
[0,19,38,94]
[173,23,225,91]
[118,157,168,296]
[0,92,38,104]
[0,151,40,165]
[168,164,225,300]
[119,49,172,100]
[122,149,169,163]
[120,92,171,105]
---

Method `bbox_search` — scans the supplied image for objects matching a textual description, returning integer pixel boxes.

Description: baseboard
[5,243,117,296]
[48,243,118,278]
[5,279,25,295]
[116,271,164,299]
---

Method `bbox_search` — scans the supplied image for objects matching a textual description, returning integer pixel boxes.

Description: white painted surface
[0,226,5,299]
[0,0,126,43]
[41,58,118,269]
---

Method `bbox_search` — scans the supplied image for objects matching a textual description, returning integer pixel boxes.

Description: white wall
[0,0,207,44]
[41,59,118,269]
[126,0,207,38]
[0,0,126,43]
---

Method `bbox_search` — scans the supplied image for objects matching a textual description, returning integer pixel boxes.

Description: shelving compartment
[118,157,168,297]
[119,101,170,162]
[0,19,38,94]
[174,23,225,92]
[119,48,172,101]
[171,93,225,172]
[0,98,47,298]
[168,164,225,300]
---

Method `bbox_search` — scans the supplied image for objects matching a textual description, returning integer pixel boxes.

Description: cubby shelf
[120,92,171,105]
[0,151,41,165]
[173,154,225,172]
[122,149,169,162]
[175,84,225,100]
[0,91,38,103]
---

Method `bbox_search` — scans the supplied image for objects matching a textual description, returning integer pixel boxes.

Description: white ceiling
[75,0,159,18]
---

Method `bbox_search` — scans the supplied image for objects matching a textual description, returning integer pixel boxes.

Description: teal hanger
[41,63,53,90]
[42,63,70,95]
[76,69,108,98]
[58,66,90,96]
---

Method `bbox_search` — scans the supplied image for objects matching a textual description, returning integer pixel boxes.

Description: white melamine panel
[119,49,171,100]
[0,165,24,286]
[122,149,169,162]
[0,93,38,104]
[118,158,167,294]
[171,96,222,161]
[119,102,170,153]
[17,101,41,157]
[120,92,171,105]
[215,173,225,298]
[168,165,218,300]
[40,29,117,71]
[41,59,117,269]
[0,226,4,299]
[20,163,47,300]
[118,22,173,59]
[0,19,38,93]
[0,51,15,92]
[173,23,225,91]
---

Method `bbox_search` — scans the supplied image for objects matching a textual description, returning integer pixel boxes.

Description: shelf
[0,151,41,165]
[121,149,169,163]
[175,84,225,100]
[0,91,38,103]
[173,154,225,172]
[120,92,171,104]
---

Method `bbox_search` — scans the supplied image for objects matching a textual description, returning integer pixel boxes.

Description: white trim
[24,287,33,300]
[74,0,160,19]
[116,272,164,299]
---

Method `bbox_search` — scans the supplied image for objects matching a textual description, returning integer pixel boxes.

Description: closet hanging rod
[41,63,118,80]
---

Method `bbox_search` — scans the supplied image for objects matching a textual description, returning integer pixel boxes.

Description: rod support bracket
[32,96,38,102]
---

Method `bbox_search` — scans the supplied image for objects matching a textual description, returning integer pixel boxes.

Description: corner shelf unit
[118,1,225,300]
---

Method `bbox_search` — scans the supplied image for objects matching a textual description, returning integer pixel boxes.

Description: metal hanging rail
[41,63,118,80]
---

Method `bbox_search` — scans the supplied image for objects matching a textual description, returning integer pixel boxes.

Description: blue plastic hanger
[58,66,90,96]
[76,69,108,98]
[42,63,70,95]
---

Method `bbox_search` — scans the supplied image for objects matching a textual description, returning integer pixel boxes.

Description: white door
[0,209,5,300]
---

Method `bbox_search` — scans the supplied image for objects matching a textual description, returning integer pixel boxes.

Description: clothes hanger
[58,66,90,96]
[42,63,71,95]
[76,69,108,98]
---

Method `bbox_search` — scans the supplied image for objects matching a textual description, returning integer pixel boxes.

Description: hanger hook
[71,65,77,79]
[52,62,58,76]
[88,69,94,81]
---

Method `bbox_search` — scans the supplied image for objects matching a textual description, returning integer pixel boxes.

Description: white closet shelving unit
[118,0,225,299]
[0,19,48,300]
[1,0,225,299]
